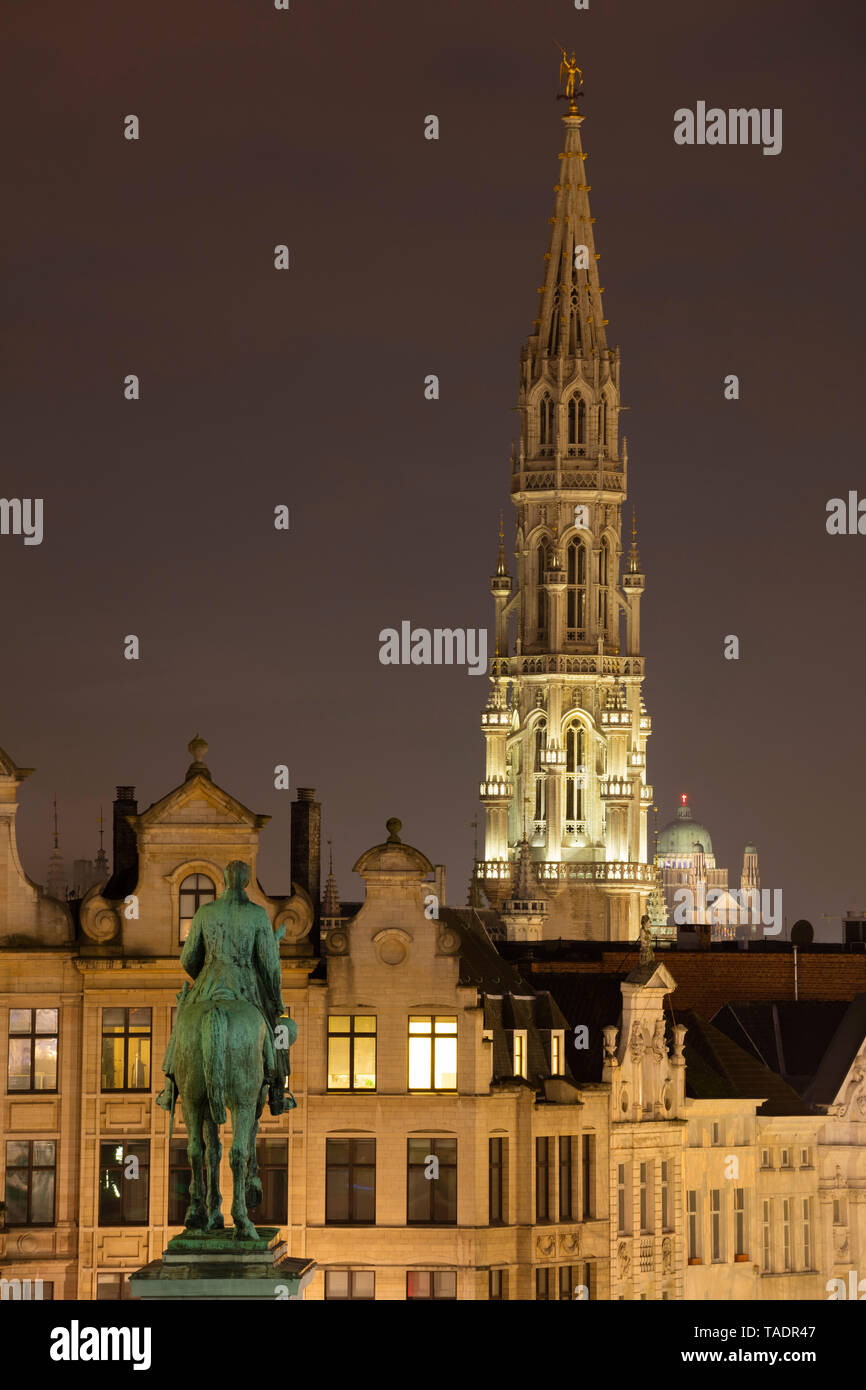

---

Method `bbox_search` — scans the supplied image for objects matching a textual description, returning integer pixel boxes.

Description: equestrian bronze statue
[156,860,297,1239]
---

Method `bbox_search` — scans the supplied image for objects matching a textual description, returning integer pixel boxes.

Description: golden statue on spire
[555,44,582,101]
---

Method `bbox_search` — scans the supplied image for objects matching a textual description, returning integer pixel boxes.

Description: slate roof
[675,1010,813,1115]
[711,997,866,1107]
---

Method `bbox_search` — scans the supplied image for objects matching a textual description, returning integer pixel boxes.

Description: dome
[657,799,713,858]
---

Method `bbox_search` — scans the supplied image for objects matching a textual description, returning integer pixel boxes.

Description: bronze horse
[165,861,296,1239]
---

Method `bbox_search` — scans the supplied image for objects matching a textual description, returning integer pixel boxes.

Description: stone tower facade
[477,96,655,941]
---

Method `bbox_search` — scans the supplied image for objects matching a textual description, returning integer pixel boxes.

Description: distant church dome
[657,796,713,858]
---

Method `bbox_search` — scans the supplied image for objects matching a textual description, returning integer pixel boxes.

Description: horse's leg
[229,1101,259,1240]
[203,1115,224,1230]
[183,1102,206,1229]
[245,1096,264,1210]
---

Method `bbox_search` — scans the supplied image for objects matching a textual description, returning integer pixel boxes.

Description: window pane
[326,1270,349,1299]
[433,1271,456,1298]
[33,1141,56,1166]
[408,1140,430,1164]
[434,1038,457,1089]
[433,1166,457,1222]
[407,1271,430,1298]
[259,1139,286,1166]
[353,1037,376,1089]
[407,1171,428,1223]
[353,1271,375,1299]
[329,1016,351,1032]
[434,1017,457,1034]
[9,1009,32,1033]
[327,1037,351,1089]
[7,1142,31,1167]
[326,1169,350,1223]
[123,1169,149,1223]
[101,1037,124,1089]
[353,1017,376,1034]
[102,1008,126,1032]
[35,1009,58,1033]
[408,1017,432,1035]
[5,1169,28,1224]
[7,1037,31,1090]
[353,1167,375,1223]
[327,1139,350,1165]
[30,1169,55,1224]
[127,1037,150,1089]
[33,1037,58,1090]
[408,1037,431,1088]
[353,1139,375,1165]
[128,1008,151,1031]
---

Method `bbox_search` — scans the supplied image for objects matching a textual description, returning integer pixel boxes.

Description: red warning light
[680,793,688,805]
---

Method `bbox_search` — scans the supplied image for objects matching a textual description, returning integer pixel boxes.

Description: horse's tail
[202,1006,228,1125]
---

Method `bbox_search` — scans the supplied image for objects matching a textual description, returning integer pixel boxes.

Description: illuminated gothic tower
[477,80,655,941]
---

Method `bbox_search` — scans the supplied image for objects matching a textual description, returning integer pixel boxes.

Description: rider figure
[156,860,295,1116]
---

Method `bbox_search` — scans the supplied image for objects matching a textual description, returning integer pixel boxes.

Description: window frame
[7,1008,59,1094]
[406,1138,457,1226]
[4,1138,57,1226]
[407,1015,457,1093]
[325,1137,376,1226]
[100,1007,152,1093]
[327,1014,377,1092]
[98,1140,150,1227]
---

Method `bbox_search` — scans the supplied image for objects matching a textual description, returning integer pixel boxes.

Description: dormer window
[178,872,217,944]
[550,1030,564,1075]
[513,1030,527,1079]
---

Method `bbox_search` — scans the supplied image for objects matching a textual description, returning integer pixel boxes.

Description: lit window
[7,1008,58,1092]
[407,1270,456,1300]
[178,873,216,944]
[550,1031,564,1076]
[408,1016,457,1091]
[327,1016,376,1090]
[513,1031,527,1079]
[101,1008,151,1091]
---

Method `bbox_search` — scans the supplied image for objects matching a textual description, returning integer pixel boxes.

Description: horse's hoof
[184,1208,206,1230]
[246,1178,263,1208]
[207,1214,225,1232]
[232,1219,258,1242]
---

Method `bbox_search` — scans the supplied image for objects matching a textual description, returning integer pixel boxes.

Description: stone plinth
[129,1227,315,1301]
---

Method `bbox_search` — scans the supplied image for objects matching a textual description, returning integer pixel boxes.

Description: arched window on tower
[569,287,581,354]
[566,538,587,639]
[532,718,547,824]
[598,538,610,635]
[598,401,607,452]
[538,393,554,450]
[565,723,585,825]
[578,398,587,444]
[567,397,576,446]
[536,542,550,640]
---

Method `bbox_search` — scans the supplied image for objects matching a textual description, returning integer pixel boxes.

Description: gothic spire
[530,95,608,364]
[322,840,341,919]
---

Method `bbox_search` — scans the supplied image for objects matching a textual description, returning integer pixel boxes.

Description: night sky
[3,0,864,935]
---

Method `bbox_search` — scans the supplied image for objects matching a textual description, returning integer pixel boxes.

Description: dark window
[489,1268,506,1300]
[98,1141,149,1226]
[253,1138,288,1225]
[5,1140,56,1225]
[326,1139,375,1224]
[559,1137,575,1221]
[535,1137,552,1223]
[167,1140,190,1225]
[558,1264,577,1300]
[178,873,216,944]
[7,1009,58,1092]
[407,1270,456,1300]
[582,1134,595,1218]
[96,1274,134,1300]
[327,1015,376,1090]
[101,1008,151,1091]
[324,1269,375,1300]
[407,1139,457,1225]
[575,1261,595,1299]
[489,1138,505,1225]
[535,1266,552,1300]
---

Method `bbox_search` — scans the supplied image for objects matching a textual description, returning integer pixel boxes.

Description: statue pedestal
[129,1228,315,1301]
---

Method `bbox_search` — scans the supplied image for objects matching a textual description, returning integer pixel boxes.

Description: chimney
[112,786,138,885]
[291,788,321,918]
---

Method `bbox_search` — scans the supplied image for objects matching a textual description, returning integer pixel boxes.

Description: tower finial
[322,838,342,920]
[555,43,583,111]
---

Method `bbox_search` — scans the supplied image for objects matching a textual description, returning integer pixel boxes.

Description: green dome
[657,800,713,858]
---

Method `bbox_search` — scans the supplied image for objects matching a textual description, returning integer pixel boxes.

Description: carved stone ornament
[536,1234,557,1259]
[79,893,120,943]
[629,1023,646,1062]
[617,1240,630,1279]
[559,1230,581,1257]
[662,1236,673,1273]
[602,1025,618,1060]
[437,927,461,955]
[373,930,410,966]
[325,929,349,955]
